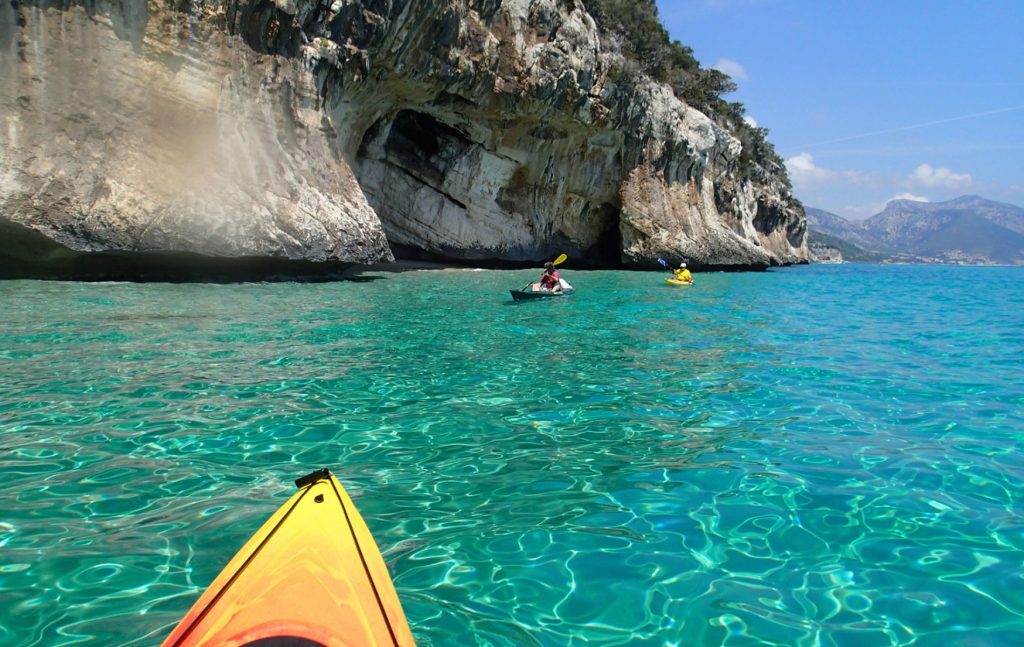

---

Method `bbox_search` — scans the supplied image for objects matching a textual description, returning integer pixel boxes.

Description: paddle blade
[658,258,668,268]
[553,254,568,266]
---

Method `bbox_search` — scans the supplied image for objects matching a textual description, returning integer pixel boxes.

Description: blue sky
[655,0,1024,219]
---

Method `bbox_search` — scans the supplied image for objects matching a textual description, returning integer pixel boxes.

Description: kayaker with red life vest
[537,261,562,292]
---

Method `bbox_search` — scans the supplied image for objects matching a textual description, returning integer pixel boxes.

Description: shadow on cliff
[0,219,380,283]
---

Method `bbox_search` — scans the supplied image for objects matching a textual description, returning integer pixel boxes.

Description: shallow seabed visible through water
[1,264,1023,646]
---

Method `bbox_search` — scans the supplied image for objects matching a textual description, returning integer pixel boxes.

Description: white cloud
[908,163,972,189]
[1009,183,1024,193]
[839,194,930,220]
[712,58,748,81]
[889,192,929,203]
[785,153,836,185]
[743,115,758,128]
[788,155,883,187]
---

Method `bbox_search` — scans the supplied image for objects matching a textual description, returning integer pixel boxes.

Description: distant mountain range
[807,195,1024,265]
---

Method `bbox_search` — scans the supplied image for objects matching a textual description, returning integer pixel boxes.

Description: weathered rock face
[0,1,391,266]
[1,0,809,273]
[322,0,808,267]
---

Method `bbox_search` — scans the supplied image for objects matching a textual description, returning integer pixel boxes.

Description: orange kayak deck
[162,468,415,647]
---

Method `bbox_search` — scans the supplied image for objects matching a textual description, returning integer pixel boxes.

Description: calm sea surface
[1,264,1022,646]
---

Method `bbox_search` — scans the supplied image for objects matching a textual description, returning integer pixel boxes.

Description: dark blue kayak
[510,286,575,301]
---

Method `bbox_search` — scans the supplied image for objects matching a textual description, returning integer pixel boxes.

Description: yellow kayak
[665,277,693,286]
[162,468,415,647]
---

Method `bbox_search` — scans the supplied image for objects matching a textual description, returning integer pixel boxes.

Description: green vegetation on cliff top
[582,0,788,181]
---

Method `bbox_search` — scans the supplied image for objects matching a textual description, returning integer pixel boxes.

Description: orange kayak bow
[162,468,415,647]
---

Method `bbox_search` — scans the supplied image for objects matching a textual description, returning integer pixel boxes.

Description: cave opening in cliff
[355,110,630,269]
[587,202,625,268]
[382,109,472,186]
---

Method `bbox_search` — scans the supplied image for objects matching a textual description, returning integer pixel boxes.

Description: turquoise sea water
[1,263,1022,646]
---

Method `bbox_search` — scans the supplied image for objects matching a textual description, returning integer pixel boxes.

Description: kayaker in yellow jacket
[673,263,692,283]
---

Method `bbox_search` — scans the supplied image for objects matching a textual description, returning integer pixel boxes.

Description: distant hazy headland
[807,196,1024,265]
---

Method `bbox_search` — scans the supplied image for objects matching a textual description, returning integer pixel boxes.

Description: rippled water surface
[1,264,1023,646]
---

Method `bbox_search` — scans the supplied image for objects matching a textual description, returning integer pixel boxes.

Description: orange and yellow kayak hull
[162,469,415,647]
